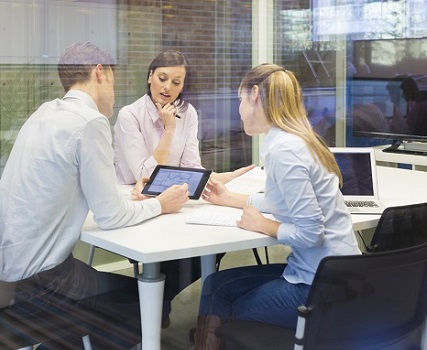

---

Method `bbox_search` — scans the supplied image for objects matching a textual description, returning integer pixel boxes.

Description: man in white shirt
[0,42,189,349]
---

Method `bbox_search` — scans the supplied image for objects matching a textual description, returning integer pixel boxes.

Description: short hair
[58,42,115,92]
[146,50,190,101]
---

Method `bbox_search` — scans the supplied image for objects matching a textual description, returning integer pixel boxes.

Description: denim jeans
[198,263,310,329]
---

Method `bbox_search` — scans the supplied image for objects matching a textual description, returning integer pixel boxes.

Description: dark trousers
[161,253,225,314]
[1,254,223,349]
[0,255,141,350]
[162,257,201,303]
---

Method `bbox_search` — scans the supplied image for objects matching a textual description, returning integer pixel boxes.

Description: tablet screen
[141,165,212,200]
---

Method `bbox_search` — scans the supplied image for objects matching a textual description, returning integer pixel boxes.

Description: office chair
[215,243,427,350]
[366,202,427,253]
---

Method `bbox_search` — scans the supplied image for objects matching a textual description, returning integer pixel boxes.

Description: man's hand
[131,177,150,201]
[157,183,189,214]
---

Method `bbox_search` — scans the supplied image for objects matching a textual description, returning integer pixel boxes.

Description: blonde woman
[192,64,361,349]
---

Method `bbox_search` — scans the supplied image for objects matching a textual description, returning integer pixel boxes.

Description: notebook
[331,147,386,214]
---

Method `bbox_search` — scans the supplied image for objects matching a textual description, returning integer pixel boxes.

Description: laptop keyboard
[345,200,379,208]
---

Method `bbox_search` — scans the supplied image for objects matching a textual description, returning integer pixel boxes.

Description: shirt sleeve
[179,105,202,169]
[78,117,161,229]
[267,151,325,248]
[115,106,154,182]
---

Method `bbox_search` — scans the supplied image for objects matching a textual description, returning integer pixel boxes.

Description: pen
[173,99,182,119]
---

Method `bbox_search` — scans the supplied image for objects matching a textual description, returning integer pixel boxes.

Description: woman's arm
[202,178,249,208]
[179,105,203,168]
[238,205,280,238]
[210,164,256,184]
[152,102,177,164]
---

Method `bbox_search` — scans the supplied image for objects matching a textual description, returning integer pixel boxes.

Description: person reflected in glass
[192,64,361,349]
[386,76,408,134]
[401,76,427,136]
[114,49,254,328]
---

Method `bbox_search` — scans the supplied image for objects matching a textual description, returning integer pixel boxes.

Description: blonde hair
[239,63,342,186]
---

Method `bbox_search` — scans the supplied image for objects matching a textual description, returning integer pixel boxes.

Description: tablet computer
[141,165,212,200]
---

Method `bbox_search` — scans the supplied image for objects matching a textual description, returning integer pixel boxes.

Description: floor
[116,245,290,350]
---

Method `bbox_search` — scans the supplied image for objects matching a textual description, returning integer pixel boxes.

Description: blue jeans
[198,263,310,329]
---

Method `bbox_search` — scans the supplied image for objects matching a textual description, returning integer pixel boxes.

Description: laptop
[331,147,386,214]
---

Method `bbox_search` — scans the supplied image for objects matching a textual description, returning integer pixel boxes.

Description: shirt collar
[63,90,99,112]
[144,95,161,123]
[260,127,281,158]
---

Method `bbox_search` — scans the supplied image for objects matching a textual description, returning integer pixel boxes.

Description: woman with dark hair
[114,50,199,183]
[114,50,253,328]
[114,50,251,183]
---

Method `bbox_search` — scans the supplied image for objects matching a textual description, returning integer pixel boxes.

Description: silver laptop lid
[330,147,379,201]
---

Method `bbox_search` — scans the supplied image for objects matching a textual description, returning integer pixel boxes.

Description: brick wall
[1,0,254,173]
[116,0,253,171]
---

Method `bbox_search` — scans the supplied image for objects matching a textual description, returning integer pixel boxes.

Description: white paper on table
[186,211,241,227]
[225,166,266,194]
[186,209,276,227]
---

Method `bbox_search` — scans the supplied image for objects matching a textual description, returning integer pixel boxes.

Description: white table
[82,202,277,350]
[350,165,427,231]
[81,165,427,350]
[374,145,427,170]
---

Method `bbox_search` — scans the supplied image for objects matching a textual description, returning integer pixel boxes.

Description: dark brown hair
[58,42,115,92]
[146,50,190,103]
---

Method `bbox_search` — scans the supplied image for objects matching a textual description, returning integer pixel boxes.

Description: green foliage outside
[0,68,37,163]
[0,66,61,170]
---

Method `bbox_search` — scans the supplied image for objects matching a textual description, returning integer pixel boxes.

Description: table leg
[137,262,165,350]
[201,254,217,282]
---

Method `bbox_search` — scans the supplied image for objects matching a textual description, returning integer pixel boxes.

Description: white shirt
[251,127,361,285]
[113,94,202,184]
[0,90,161,281]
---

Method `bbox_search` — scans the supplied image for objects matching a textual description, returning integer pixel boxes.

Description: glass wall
[274,0,427,150]
[0,0,254,176]
[1,0,427,347]
[2,1,427,177]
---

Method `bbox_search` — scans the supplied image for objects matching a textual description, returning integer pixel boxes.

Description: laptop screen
[333,151,375,196]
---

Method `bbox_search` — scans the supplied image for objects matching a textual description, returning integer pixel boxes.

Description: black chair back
[297,243,427,350]
[216,243,427,350]
[367,202,427,253]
